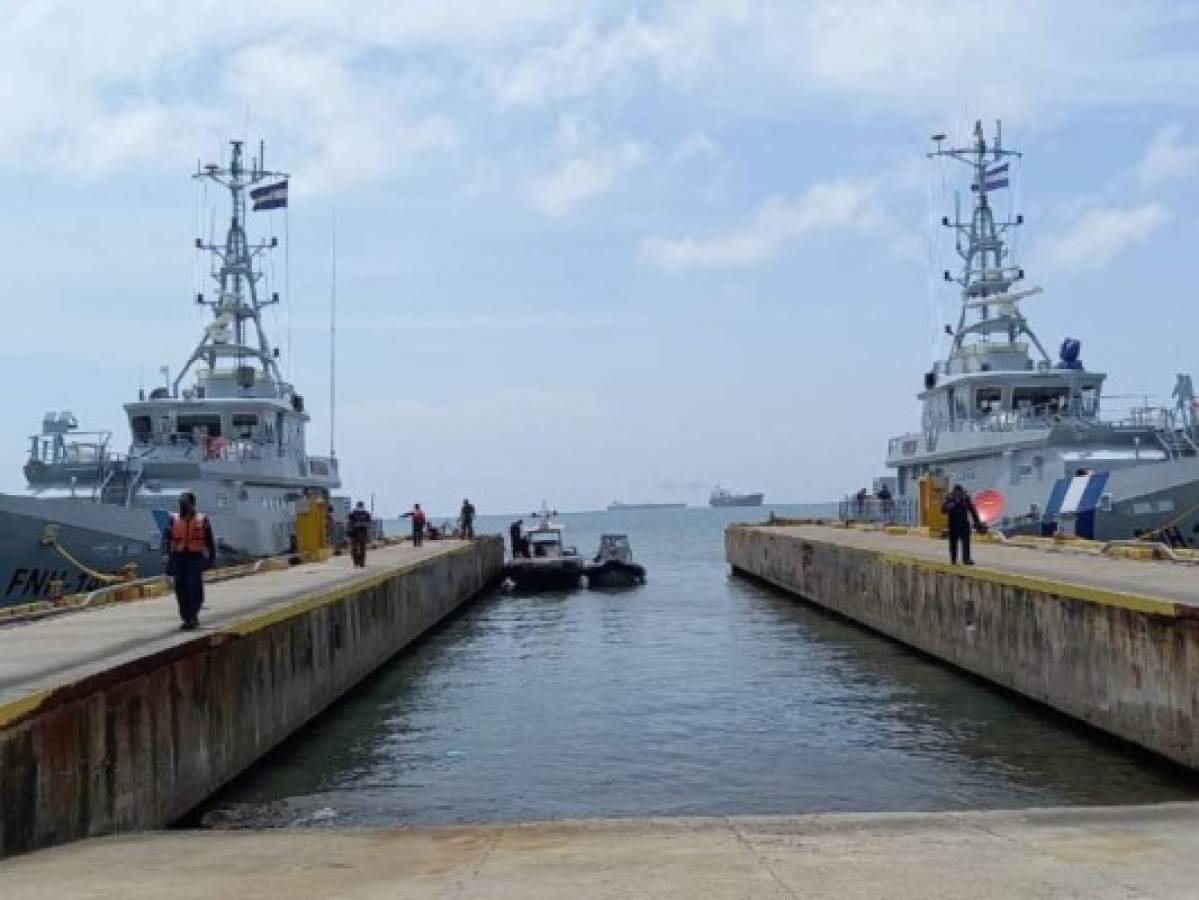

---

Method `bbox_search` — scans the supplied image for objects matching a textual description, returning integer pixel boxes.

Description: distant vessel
[0,139,339,606]
[884,120,1199,542]
[607,501,686,511]
[709,487,764,508]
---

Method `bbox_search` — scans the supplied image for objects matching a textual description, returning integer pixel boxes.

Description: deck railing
[838,496,918,525]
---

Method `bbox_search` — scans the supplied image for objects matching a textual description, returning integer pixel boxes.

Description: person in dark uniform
[402,503,427,546]
[460,498,476,539]
[162,491,215,630]
[941,484,983,565]
[876,484,893,521]
[509,519,523,557]
[347,501,373,567]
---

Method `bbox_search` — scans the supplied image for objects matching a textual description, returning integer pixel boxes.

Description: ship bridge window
[232,413,259,439]
[1013,387,1068,416]
[130,415,152,442]
[176,414,222,441]
[974,387,1003,415]
[1079,384,1099,416]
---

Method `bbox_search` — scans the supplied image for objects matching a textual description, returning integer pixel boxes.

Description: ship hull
[504,559,585,592]
[0,490,300,607]
[709,493,764,508]
[0,496,166,606]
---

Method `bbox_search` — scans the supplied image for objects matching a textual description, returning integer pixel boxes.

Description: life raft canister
[170,513,208,553]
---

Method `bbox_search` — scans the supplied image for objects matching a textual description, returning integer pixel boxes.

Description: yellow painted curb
[0,542,484,730]
[221,544,475,638]
[0,689,52,730]
[879,550,1179,617]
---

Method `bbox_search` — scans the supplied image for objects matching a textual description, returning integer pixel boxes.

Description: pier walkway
[3,803,1199,898]
[764,523,1198,609]
[0,542,471,721]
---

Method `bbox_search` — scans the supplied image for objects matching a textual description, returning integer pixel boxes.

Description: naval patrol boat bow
[0,140,339,605]
[885,121,1199,543]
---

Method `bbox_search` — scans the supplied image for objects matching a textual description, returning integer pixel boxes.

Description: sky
[4,0,1199,514]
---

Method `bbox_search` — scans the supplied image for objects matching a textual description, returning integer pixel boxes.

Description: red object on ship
[973,489,1005,524]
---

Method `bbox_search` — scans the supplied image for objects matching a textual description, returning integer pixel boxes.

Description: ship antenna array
[927,119,1050,364]
[173,139,289,397]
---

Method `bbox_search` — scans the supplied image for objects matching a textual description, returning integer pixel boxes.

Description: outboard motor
[1056,337,1083,370]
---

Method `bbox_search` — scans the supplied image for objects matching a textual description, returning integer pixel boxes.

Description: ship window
[176,414,222,439]
[974,387,1002,414]
[232,414,259,439]
[1013,387,1068,416]
[1079,385,1099,416]
[130,415,152,442]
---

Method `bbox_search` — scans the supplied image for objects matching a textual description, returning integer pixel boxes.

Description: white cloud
[489,3,749,105]
[1138,125,1199,187]
[0,1,565,186]
[488,1,1199,121]
[223,40,456,195]
[529,115,647,216]
[1038,203,1170,273]
[640,177,888,270]
[670,131,718,165]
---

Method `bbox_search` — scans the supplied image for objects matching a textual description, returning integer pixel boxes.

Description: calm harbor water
[199,505,1199,828]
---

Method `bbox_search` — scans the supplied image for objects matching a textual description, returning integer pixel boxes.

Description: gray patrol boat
[0,140,339,605]
[886,121,1199,543]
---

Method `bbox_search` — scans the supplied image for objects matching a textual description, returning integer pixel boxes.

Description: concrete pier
[0,538,504,857]
[726,523,1199,769]
[3,804,1199,898]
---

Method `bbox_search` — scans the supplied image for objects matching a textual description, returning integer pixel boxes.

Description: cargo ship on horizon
[709,487,764,508]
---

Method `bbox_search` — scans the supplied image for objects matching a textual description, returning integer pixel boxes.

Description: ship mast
[173,140,287,397]
[932,120,1050,370]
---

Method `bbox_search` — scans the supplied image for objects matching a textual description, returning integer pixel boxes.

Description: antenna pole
[330,209,337,459]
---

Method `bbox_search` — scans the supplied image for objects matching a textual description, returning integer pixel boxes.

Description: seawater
[199,505,1199,827]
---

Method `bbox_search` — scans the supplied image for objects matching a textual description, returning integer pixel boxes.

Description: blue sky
[4,1,1199,514]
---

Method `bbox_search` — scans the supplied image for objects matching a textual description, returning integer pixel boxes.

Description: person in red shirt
[402,503,427,547]
[161,492,216,630]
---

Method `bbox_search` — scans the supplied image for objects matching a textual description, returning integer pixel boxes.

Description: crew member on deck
[348,501,373,567]
[941,484,983,566]
[162,492,215,630]
[460,498,476,539]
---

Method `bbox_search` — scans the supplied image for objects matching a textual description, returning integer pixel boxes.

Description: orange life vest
[170,513,208,554]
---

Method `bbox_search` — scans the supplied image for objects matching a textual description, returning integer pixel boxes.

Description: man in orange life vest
[162,492,216,630]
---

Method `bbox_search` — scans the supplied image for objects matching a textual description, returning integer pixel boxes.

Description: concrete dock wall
[0,538,503,856]
[726,525,1199,770]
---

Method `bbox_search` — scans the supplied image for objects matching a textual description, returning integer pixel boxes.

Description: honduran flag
[971,162,1010,192]
[251,180,288,211]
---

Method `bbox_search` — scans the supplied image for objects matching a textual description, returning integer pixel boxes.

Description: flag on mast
[251,180,288,210]
[971,161,1009,191]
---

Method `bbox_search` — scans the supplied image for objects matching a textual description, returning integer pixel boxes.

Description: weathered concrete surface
[4,804,1199,898]
[727,523,1199,770]
[0,538,503,857]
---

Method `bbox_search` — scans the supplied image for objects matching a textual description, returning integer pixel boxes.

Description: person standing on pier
[460,498,476,539]
[348,501,373,567]
[509,519,524,558]
[402,503,427,547]
[162,491,215,630]
[941,484,983,566]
